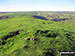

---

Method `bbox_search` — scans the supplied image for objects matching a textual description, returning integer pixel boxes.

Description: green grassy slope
[0,12,75,56]
[61,18,75,26]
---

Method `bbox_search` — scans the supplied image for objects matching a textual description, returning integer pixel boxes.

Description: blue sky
[0,0,75,12]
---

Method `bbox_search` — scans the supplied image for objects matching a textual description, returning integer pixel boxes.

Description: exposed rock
[30,38,35,40]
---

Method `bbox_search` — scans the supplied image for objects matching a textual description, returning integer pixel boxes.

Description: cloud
[0,7,75,12]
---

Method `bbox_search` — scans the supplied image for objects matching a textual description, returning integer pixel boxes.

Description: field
[0,11,75,56]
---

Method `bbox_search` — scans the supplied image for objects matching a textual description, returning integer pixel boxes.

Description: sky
[0,0,75,12]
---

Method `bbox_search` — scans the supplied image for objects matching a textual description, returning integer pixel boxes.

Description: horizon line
[0,10,75,12]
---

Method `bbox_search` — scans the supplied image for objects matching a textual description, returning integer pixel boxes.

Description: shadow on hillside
[33,15,73,22]
[33,15,48,20]
[0,16,9,20]
[43,51,55,56]
[51,18,72,22]
[2,30,20,45]
[35,30,58,38]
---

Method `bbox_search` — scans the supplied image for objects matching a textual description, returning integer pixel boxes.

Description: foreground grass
[0,15,75,56]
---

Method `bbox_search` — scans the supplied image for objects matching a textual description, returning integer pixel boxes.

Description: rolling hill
[0,12,75,56]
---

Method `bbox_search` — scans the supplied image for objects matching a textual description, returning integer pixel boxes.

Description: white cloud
[0,7,75,12]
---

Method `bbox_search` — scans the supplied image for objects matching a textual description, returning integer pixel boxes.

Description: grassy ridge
[0,12,75,56]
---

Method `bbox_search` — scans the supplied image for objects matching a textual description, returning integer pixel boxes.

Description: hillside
[0,12,75,56]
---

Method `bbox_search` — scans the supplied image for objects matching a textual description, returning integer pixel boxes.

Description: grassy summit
[0,12,75,56]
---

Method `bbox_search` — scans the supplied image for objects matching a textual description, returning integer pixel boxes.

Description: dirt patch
[2,30,20,45]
